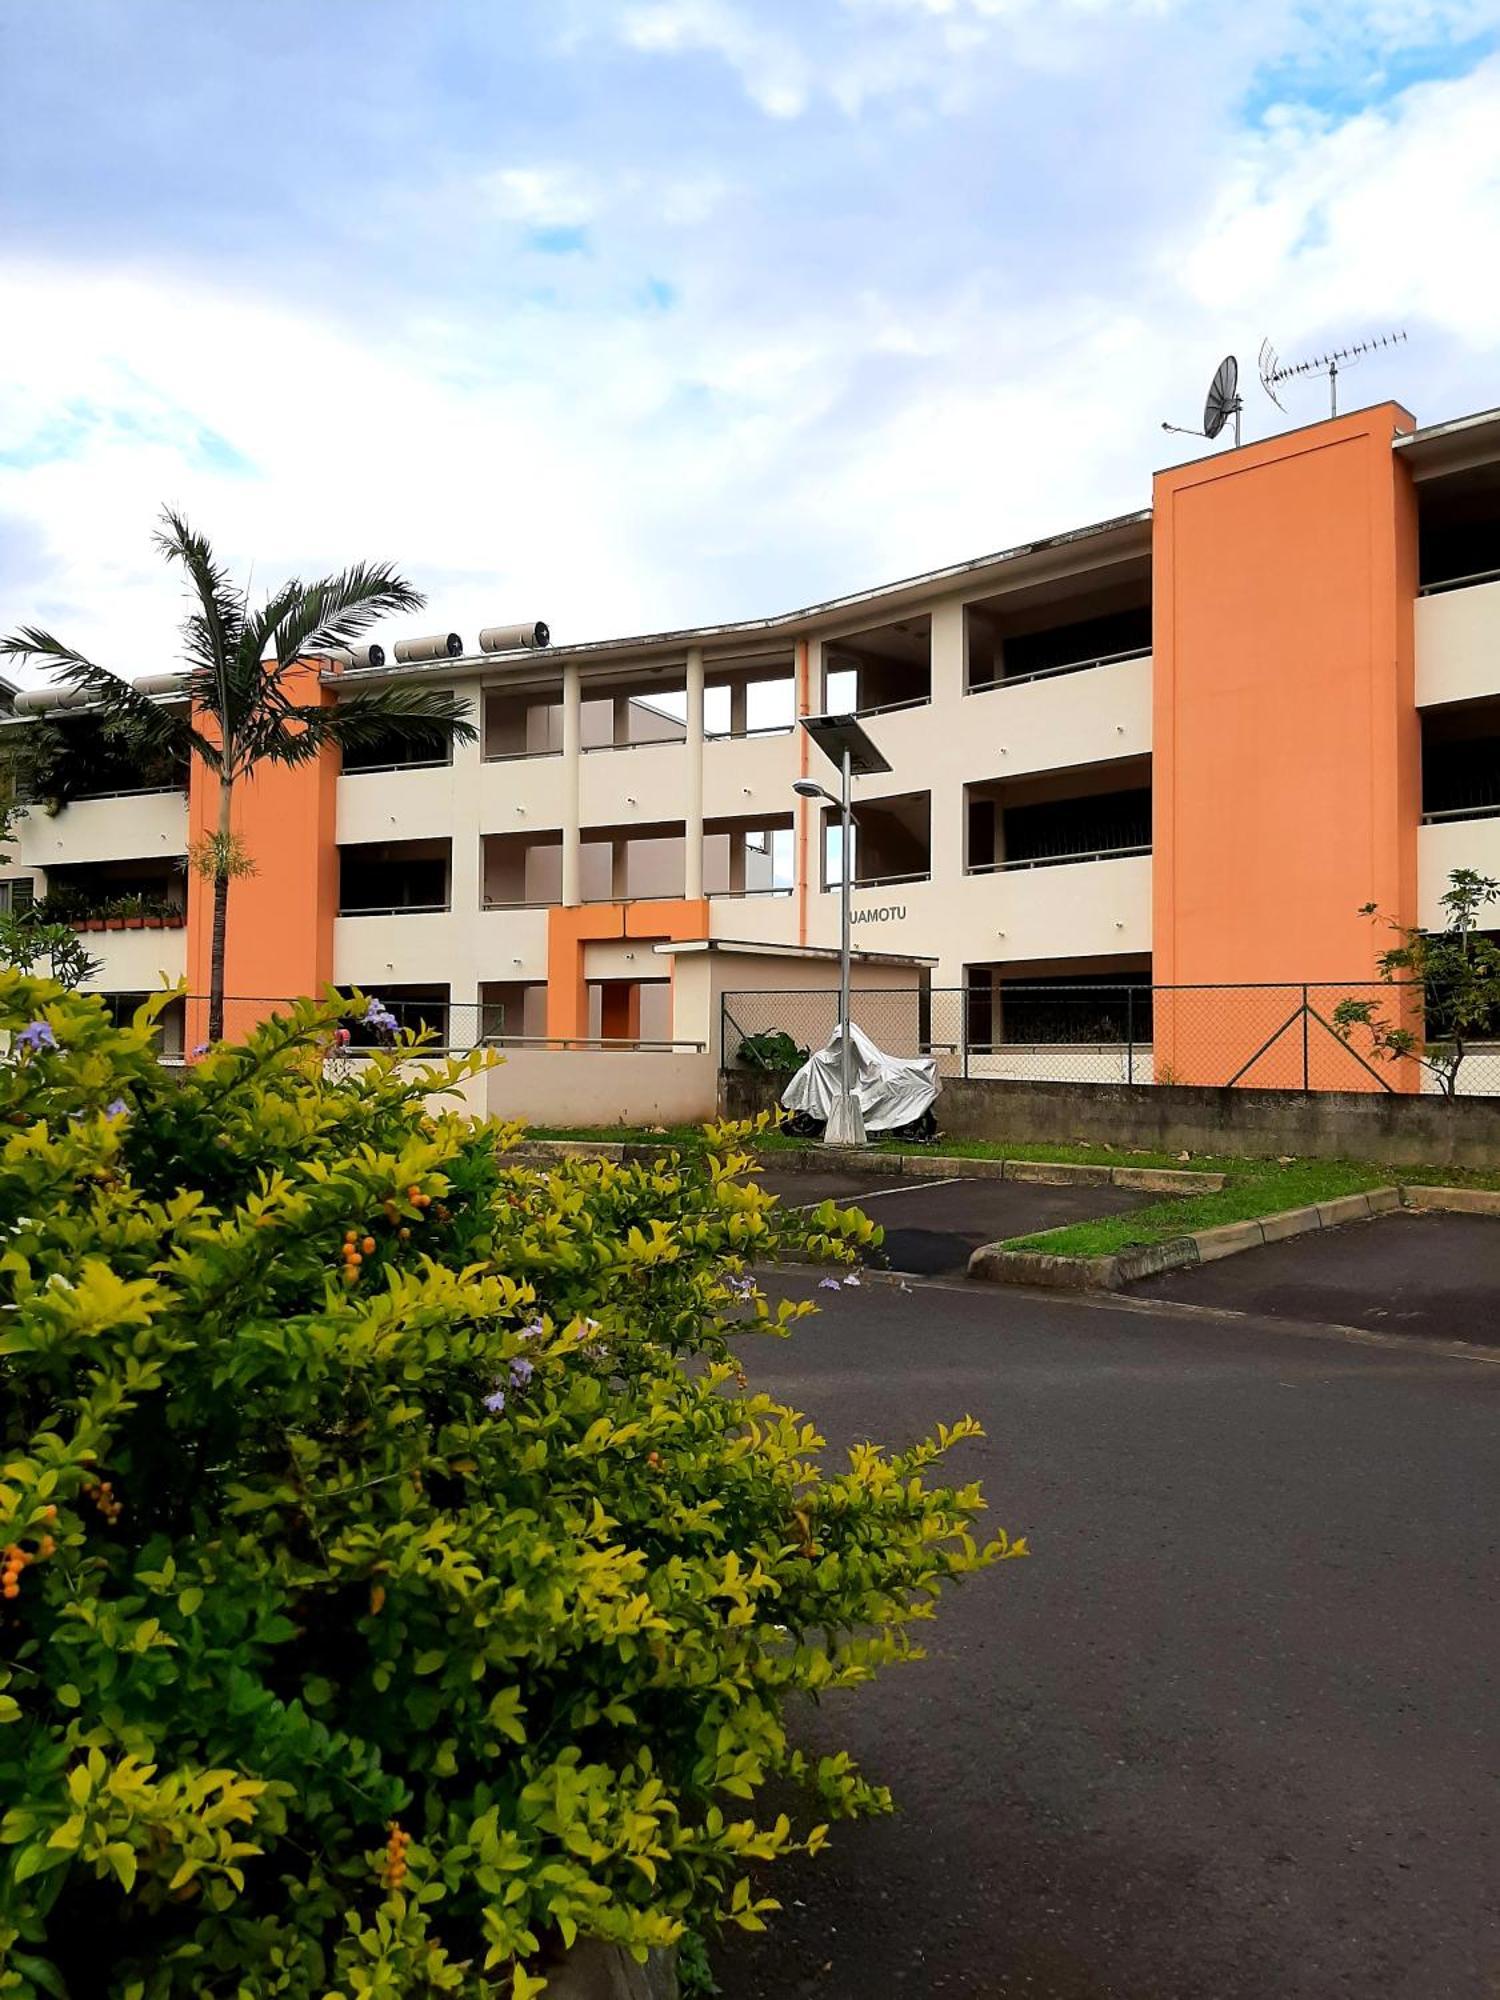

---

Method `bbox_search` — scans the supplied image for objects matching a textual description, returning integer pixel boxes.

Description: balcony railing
[483,747,563,764]
[821,868,930,891]
[968,644,1150,696]
[342,756,452,777]
[1420,566,1500,597]
[1421,802,1500,824]
[708,884,794,899]
[704,724,796,741]
[969,842,1151,873]
[338,901,451,917]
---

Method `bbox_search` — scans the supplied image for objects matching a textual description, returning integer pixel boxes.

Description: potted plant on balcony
[104,898,126,931]
[119,893,146,930]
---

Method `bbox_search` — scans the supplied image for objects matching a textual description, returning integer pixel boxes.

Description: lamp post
[793,712,891,1147]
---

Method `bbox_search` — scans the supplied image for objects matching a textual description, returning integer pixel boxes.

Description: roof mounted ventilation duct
[325,643,386,669]
[131,671,190,697]
[394,632,464,663]
[479,621,550,653]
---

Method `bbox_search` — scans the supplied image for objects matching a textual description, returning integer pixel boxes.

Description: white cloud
[619,1,811,116]
[480,165,598,228]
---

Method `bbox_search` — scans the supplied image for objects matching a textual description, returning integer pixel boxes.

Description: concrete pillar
[684,645,705,899]
[730,679,748,736]
[727,830,747,895]
[446,691,484,1029]
[561,663,581,906]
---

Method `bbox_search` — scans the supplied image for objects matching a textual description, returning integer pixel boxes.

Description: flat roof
[327,506,1153,689]
[1394,405,1500,481]
[653,938,938,967]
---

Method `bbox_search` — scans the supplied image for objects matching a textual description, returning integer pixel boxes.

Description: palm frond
[0,627,190,759]
[318,684,478,753]
[254,563,424,671]
[154,509,245,689]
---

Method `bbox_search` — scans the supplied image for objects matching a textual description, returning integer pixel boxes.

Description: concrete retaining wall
[489,1049,719,1127]
[720,1069,1500,1170]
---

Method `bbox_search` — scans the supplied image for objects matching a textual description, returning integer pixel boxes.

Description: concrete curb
[508,1138,1228,1193]
[968,1186,1403,1292]
[1400,1183,1500,1216]
[762,1146,1226,1194]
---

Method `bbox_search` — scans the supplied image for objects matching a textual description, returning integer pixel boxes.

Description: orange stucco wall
[185,661,341,1044]
[545,899,710,1041]
[1152,405,1421,1087]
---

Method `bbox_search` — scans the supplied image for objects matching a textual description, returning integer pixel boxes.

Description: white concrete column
[684,644,705,899]
[561,662,581,906]
[448,688,483,1016]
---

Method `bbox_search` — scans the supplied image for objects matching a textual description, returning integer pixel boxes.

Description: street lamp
[792,713,891,1147]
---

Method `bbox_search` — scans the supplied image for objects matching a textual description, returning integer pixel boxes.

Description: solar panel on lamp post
[793,713,892,1147]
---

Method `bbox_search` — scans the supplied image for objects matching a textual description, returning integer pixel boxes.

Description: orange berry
[41,1506,56,1521]
[414,1193,432,1210]
[406,1185,422,1200]
[369,1583,386,1614]
[398,1227,411,1243]
[345,1229,358,1244]
[361,1236,376,1255]
[341,1268,358,1286]
[38,1536,55,1558]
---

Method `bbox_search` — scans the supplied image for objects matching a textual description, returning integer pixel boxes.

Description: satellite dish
[1204,356,1240,440]
[1162,353,1242,450]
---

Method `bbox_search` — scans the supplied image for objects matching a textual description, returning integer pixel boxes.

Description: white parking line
[791,1176,972,1208]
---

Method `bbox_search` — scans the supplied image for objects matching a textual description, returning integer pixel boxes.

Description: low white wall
[484,1047,719,1127]
[964,1044,1155,1084]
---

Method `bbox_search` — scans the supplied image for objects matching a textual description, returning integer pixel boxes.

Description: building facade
[4,399,1500,1087]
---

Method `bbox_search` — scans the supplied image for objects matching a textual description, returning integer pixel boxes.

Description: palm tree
[1,509,475,1041]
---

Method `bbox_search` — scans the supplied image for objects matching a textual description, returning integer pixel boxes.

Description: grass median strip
[1002,1159,1401,1258]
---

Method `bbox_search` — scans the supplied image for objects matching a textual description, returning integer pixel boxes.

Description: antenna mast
[1258,330,1407,419]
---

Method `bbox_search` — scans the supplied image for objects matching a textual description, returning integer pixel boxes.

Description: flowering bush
[0,979,1016,1997]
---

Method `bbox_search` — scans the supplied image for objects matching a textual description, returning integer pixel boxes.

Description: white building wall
[1415,578,1500,709]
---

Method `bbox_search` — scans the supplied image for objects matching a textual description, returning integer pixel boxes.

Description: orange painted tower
[1151,404,1422,1087]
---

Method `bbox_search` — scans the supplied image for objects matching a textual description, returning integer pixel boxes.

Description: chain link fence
[720,984,1500,1097]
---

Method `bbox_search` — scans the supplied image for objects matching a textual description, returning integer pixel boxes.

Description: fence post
[1126,987,1135,1086]
[1301,984,1310,1092]
[962,987,969,1081]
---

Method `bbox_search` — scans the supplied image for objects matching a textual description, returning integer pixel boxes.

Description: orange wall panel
[1152,405,1420,1087]
[545,899,709,1041]
[185,662,340,1044]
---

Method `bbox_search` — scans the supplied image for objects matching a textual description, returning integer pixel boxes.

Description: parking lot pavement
[1131,1208,1500,1347]
[754,1166,1151,1278]
[715,1273,1500,2000]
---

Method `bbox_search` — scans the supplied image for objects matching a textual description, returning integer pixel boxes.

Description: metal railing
[819,868,930,891]
[341,756,452,777]
[1421,803,1500,824]
[719,982,1500,1097]
[337,901,451,918]
[972,842,1151,873]
[1419,566,1500,596]
[967,645,1150,696]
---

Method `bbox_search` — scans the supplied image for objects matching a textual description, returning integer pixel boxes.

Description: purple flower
[15,1021,57,1055]
[519,1316,544,1341]
[726,1274,756,1300]
[482,1386,506,1416]
[818,1277,842,1292]
[192,1043,211,1058]
[364,999,399,1035]
[508,1357,535,1389]
[843,1274,862,1288]
[105,1099,128,1121]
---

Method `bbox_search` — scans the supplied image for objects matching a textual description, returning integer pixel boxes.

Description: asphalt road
[756,1168,1150,1277]
[1132,1208,1500,1347]
[713,1270,1500,2000]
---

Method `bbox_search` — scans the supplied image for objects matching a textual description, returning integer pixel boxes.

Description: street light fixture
[792,713,891,1146]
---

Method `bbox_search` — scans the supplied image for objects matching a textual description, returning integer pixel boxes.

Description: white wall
[1415,579,1500,709]
[484,1047,719,1126]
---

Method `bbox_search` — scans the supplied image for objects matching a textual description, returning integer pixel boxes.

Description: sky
[2,0,1500,680]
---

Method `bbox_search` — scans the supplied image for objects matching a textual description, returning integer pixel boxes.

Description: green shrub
[733,1031,806,1074]
[0,979,1016,1997]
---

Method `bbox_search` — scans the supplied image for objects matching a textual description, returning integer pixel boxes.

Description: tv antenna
[1162,354,1243,450]
[1258,330,1406,419]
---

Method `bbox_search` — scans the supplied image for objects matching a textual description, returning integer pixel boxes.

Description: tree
[0,511,475,1041]
[1332,867,1500,1096]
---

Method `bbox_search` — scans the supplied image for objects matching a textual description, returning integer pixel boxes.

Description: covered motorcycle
[780,1021,940,1142]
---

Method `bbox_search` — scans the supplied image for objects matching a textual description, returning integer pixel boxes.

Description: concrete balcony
[1419,813,1500,928]
[12,789,189,870]
[332,909,467,989]
[1416,576,1500,709]
[966,850,1152,966]
[959,651,1152,781]
[701,727,797,820]
[579,739,688,828]
[78,923,188,994]
[336,761,466,845]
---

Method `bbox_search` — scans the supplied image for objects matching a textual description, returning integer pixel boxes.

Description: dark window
[1003,786,1151,865]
